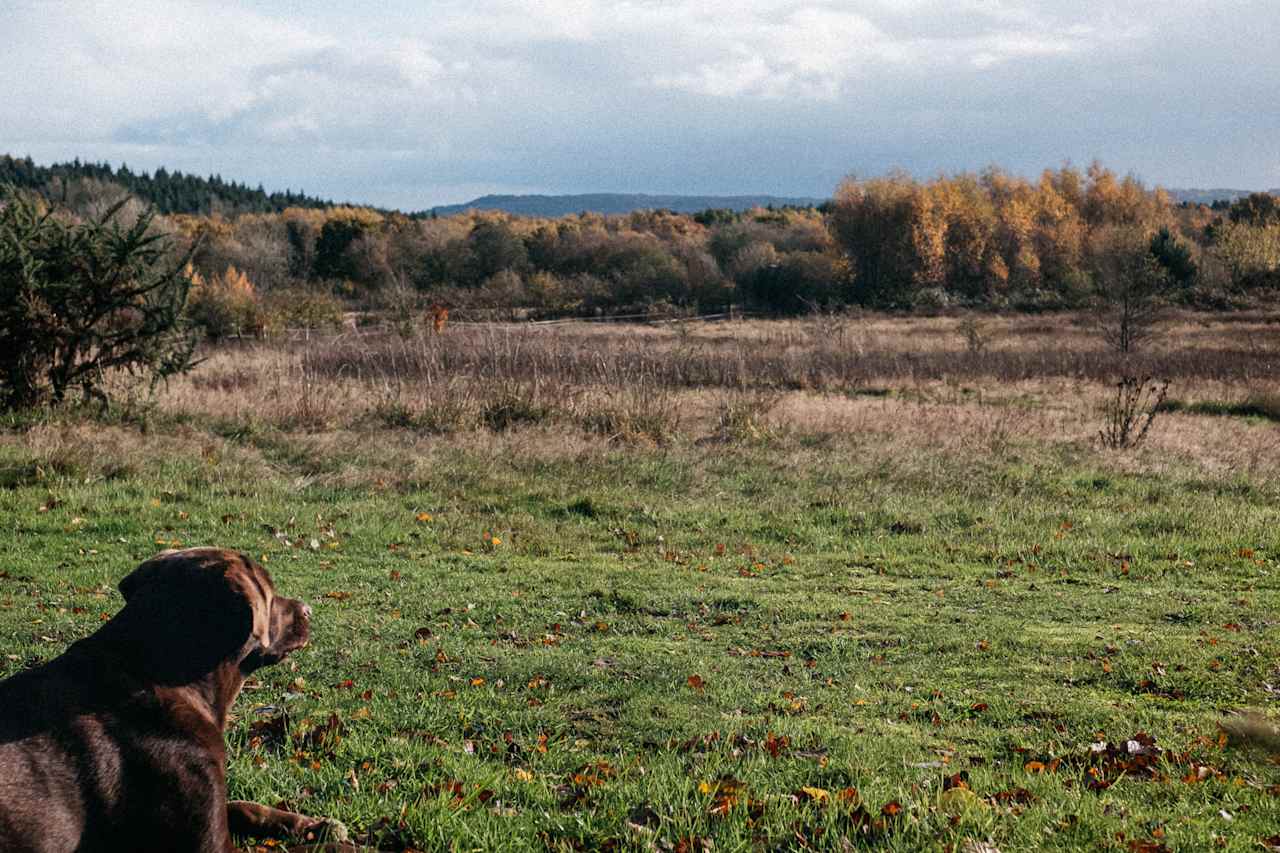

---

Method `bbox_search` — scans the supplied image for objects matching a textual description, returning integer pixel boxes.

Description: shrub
[1099,376,1168,449]
[258,286,345,336]
[0,189,197,410]
[185,264,261,339]
[1148,227,1197,288]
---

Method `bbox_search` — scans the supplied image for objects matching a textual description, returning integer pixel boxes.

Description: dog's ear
[118,548,181,601]
[116,549,266,683]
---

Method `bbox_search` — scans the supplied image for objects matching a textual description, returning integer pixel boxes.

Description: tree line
[5,160,1280,336]
[0,154,336,216]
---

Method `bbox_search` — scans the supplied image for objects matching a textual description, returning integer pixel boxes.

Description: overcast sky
[3,1,1277,209]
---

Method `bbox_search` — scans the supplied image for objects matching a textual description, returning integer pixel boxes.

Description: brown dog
[0,548,349,852]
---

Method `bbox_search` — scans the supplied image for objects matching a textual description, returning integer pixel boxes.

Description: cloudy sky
[3,1,1277,209]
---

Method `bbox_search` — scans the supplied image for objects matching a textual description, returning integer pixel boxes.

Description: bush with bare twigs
[1098,376,1168,449]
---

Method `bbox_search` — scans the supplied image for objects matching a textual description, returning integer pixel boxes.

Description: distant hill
[0,154,337,215]
[1167,187,1280,206]
[426,193,827,218]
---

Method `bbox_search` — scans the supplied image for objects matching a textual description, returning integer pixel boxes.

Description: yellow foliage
[832,162,1175,302]
[188,264,256,301]
[325,206,385,228]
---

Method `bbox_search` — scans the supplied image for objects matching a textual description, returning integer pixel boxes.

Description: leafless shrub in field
[799,299,855,349]
[375,273,428,338]
[1099,376,1168,449]
[1091,238,1171,355]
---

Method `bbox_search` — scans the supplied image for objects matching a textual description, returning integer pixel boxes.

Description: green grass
[1,430,1279,852]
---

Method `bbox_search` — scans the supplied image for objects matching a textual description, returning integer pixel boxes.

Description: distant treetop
[0,154,339,216]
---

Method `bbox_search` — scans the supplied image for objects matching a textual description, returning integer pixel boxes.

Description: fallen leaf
[795,785,830,803]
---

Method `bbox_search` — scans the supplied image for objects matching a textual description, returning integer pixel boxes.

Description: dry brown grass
[299,310,1280,389]
[6,311,1277,484]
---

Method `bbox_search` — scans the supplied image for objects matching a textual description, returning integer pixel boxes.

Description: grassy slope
[1,431,1278,851]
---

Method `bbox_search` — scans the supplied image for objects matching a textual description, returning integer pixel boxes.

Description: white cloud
[654,55,776,100]
[0,0,331,138]
[630,2,1105,99]
[966,31,1091,69]
[647,7,902,100]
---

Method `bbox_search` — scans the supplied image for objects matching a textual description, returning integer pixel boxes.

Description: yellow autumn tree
[185,264,261,339]
[828,162,1177,307]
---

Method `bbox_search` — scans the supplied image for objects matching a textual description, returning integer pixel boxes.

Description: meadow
[1,312,1279,852]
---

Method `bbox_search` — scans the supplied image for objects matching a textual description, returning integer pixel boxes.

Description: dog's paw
[301,817,350,843]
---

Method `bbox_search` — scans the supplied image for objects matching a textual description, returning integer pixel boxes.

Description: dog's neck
[81,612,249,731]
[156,665,247,732]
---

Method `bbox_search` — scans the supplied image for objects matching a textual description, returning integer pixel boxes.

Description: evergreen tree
[0,188,198,409]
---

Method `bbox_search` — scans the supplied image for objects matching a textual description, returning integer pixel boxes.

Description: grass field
[1,313,1279,851]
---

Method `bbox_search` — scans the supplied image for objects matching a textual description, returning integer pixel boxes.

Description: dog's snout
[301,603,313,619]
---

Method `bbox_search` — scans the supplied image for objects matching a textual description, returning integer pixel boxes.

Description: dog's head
[117,548,311,683]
